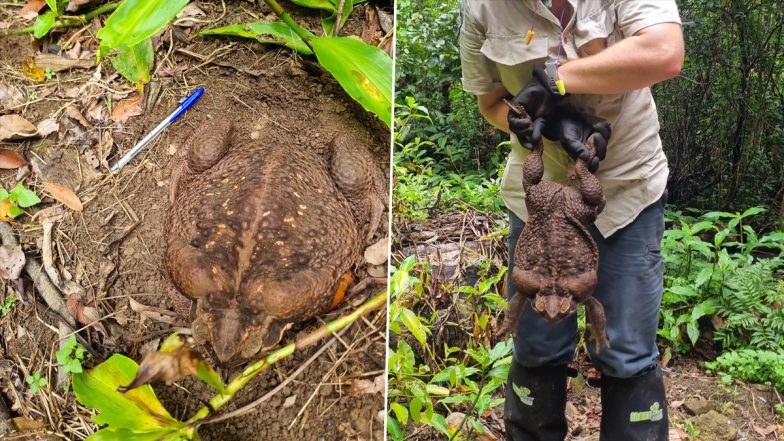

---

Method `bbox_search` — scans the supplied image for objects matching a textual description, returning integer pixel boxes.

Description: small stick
[503,98,526,117]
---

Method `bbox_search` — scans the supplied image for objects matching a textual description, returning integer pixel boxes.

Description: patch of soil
[0,1,389,440]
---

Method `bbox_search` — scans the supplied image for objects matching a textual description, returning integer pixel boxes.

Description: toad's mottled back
[165,121,387,363]
[499,129,610,352]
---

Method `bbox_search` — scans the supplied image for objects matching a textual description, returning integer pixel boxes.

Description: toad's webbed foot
[498,292,528,337]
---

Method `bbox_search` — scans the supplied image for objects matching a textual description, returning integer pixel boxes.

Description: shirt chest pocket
[572,2,621,57]
[480,33,551,94]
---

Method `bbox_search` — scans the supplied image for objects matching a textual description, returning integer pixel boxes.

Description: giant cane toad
[499,120,610,352]
[165,121,387,363]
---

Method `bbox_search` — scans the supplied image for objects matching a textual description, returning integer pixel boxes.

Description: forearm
[478,87,513,133]
[558,23,684,95]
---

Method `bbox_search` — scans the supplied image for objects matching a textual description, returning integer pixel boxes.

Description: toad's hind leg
[575,135,605,211]
[329,134,388,243]
[584,296,610,354]
[170,121,234,201]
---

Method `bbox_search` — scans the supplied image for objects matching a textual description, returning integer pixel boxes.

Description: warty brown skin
[165,121,387,364]
[499,134,610,352]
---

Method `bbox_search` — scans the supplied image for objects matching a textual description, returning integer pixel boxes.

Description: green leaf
[399,307,427,345]
[14,188,41,208]
[196,362,224,394]
[409,397,422,424]
[34,12,56,39]
[198,22,313,55]
[110,39,154,86]
[0,189,8,201]
[389,402,408,426]
[96,0,189,59]
[322,0,355,36]
[45,0,57,13]
[289,0,335,12]
[87,427,184,441]
[311,36,392,127]
[427,413,450,436]
[73,354,180,431]
[8,205,23,218]
[386,416,404,441]
[686,321,699,346]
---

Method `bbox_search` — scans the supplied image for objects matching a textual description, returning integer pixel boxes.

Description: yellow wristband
[555,79,566,96]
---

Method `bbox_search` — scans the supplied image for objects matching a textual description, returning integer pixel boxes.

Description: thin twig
[333,0,347,36]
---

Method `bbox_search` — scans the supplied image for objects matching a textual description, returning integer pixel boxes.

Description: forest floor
[0,1,390,440]
[392,210,784,441]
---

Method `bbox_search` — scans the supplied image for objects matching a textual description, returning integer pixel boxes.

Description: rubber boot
[600,364,669,441]
[504,361,568,441]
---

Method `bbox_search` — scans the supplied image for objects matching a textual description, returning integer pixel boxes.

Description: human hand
[541,105,611,172]
[507,67,562,148]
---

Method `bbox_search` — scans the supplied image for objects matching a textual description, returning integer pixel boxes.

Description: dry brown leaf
[121,346,202,390]
[175,3,206,27]
[86,100,107,123]
[42,181,83,211]
[0,83,25,113]
[364,236,389,265]
[128,297,178,324]
[64,104,90,127]
[0,245,26,279]
[35,54,94,73]
[110,94,144,122]
[0,22,10,30]
[22,57,45,83]
[66,292,107,335]
[18,0,46,20]
[0,115,38,141]
[0,149,29,169]
[36,118,59,137]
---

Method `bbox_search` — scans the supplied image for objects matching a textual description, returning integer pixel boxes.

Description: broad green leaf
[389,402,408,426]
[87,427,184,441]
[425,385,450,396]
[0,189,8,200]
[427,413,450,436]
[197,362,224,394]
[694,266,713,288]
[409,397,422,424]
[110,39,154,87]
[11,183,41,208]
[311,36,392,127]
[399,307,427,345]
[322,0,355,36]
[33,12,56,39]
[198,22,313,55]
[8,205,23,218]
[73,354,180,430]
[386,416,404,441]
[686,321,699,346]
[45,0,57,13]
[691,299,718,321]
[160,333,186,353]
[96,0,189,59]
[289,0,335,12]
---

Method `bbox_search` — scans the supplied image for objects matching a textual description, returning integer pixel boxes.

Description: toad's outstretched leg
[498,292,528,337]
[329,135,388,243]
[584,296,610,354]
[574,135,606,212]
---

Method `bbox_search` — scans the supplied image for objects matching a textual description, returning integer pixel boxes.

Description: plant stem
[8,2,120,35]
[185,290,387,425]
[260,0,315,51]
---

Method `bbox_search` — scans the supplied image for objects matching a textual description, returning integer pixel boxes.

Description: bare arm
[477,86,513,133]
[558,23,684,95]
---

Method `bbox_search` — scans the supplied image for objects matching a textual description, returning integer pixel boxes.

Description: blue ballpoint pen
[110,87,205,173]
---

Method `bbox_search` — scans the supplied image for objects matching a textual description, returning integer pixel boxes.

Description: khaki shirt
[459,0,681,237]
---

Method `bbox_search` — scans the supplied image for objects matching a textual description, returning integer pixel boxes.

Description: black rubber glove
[540,105,611,173]
[507,67,562,149]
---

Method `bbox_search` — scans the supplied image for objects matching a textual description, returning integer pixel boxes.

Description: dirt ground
[392,212,784,441]
[0,1,390,440]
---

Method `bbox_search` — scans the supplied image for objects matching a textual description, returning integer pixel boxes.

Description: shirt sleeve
[616,0,682,37]
[458,0,503,95]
